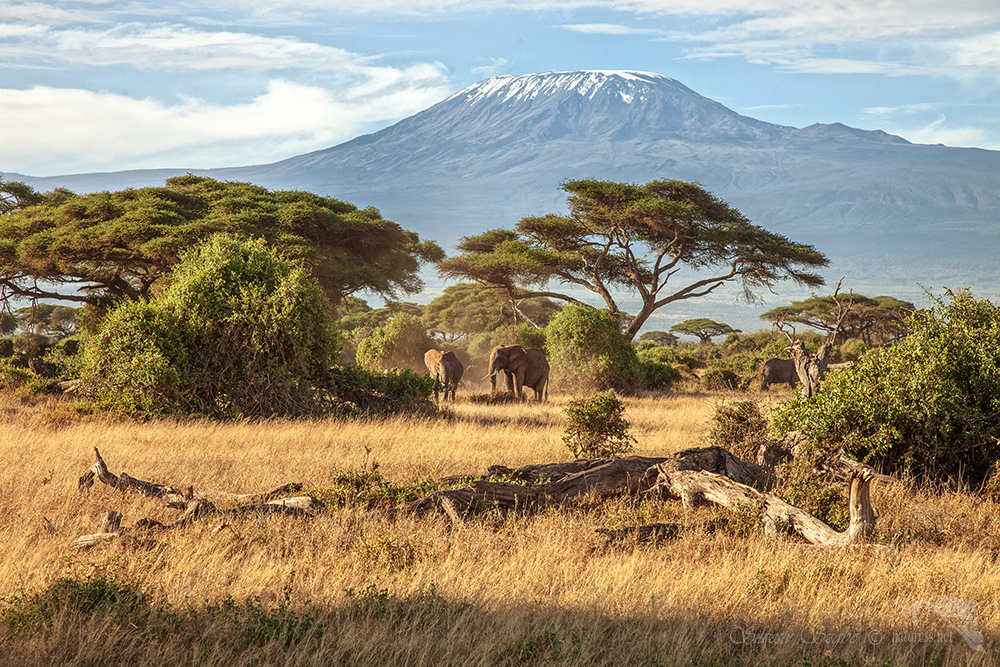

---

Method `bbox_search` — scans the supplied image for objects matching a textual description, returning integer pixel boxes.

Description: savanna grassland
[1,388,997,667]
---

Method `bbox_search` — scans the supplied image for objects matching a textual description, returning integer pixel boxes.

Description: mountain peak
[451,70,674,106]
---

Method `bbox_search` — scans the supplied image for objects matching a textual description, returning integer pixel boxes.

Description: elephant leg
[505,371,515,395]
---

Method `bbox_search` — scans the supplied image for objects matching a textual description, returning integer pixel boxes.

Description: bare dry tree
[775,278,854,399]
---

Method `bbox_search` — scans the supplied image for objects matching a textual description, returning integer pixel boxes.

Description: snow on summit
[455,71,671,106]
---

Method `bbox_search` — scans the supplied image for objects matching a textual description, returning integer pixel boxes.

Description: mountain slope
[10,70,1000,319]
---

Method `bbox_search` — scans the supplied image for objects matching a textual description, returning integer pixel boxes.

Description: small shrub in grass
[214,587,322,648]
[343,583,441,620]
[707,399,770,461]
[638,360,681,391]
[563,390,636,459]
[326,364,436,417]
[0,575,148,633]
[701,368,740,391]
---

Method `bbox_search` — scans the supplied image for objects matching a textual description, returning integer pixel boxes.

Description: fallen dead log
[389,448,772,517]
[74,448,324,549]
[387,446,876,548]
[653,466,876,546]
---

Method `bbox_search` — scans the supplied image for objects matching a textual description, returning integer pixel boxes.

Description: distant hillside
[10,70,1000,329]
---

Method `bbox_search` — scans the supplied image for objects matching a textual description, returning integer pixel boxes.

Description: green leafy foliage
[355,314,432,372]
[0,575,148,634]
[545,304,640,392]
[637,361,682,391]
[80,234,337,418]
[0,175,442,306]
[707,399,770,461]
[774,290,1000,487]
[563,390,637,459]
[326,365,436,417]
[439,178,828,342]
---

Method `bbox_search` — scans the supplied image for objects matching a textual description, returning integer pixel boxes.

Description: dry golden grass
[0,390,996,666]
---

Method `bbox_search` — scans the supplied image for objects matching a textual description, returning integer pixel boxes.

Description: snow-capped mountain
[11,70,1000,317]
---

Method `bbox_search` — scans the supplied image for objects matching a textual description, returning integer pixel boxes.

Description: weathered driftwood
[390,445,877,548]
[654,465,876,546]
[74,448,323,548]
[392,448,773,518]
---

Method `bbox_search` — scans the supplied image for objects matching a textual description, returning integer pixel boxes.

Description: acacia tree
[761,293,913,345]
[669,318,740,345]
[0,175,443,306]
[422,282,560,341]
[438,178,828,342]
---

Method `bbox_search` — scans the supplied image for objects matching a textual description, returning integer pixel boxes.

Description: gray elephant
[424,349,464,402]
[759,357,799,390]
[488,345,549,401]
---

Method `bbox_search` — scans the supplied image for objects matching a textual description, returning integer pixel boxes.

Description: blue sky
[2,0,999,176]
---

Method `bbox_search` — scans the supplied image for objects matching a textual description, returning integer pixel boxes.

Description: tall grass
[0,391,995,666]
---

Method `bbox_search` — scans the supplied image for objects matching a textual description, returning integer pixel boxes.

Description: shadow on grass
[0,575,987,667]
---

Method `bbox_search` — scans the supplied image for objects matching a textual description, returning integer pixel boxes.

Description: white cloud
[0,72,452,175]
[559,23,662,35]
[0,22,376,70]
[472,57,509,76]
[896,117,993,148]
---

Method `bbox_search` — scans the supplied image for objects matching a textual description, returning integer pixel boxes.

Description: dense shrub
[80,234,338,418]
[327,365,435,417]
[545,304,640,393]
[637,360,682,391]
[774,290,1000,487]
[636,344,679,365]
[356,314,432,372]
[701,369,740,391]
[563,390,636,459]
[707,399,770,461]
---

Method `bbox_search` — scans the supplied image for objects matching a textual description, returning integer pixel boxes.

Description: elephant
[424,349,464,402]
[488,345,549,402]
[759,357,799,391]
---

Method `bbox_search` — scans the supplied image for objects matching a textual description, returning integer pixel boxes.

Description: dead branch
[653,466,876,546]
[73,449,324,548]
[387,445,876,548]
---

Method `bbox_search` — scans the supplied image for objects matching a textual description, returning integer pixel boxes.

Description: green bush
[773,290,1000,487]
[636,345,679,365]
[356,314,432,372]
[701,369,740,391]
[80,234,338,418]
[637,360,681,391]
[327,365,435,417]
[707,399,770,461]
[563,390,636,459]
[545,304,640,393]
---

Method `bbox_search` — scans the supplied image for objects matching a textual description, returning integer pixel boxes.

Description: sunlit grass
[0,390,995,666]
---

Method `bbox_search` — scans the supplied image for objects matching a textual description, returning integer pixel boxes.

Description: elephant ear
[509,347,528,369]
